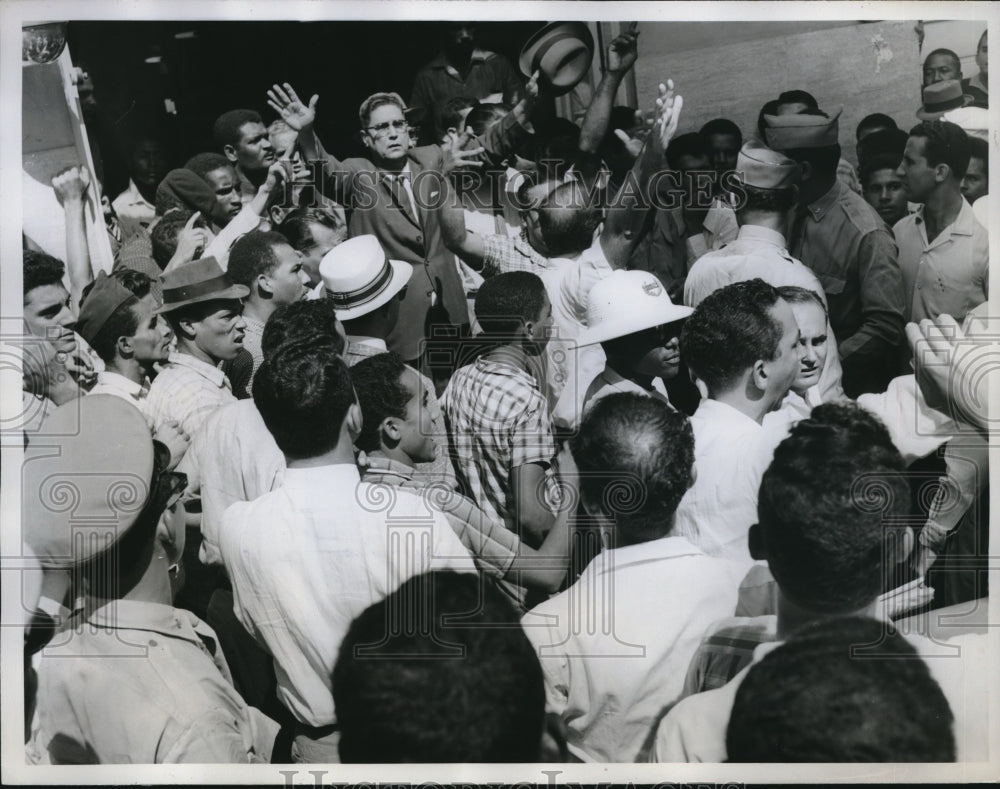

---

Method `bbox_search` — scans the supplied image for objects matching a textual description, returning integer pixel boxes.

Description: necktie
[388,173,417,225]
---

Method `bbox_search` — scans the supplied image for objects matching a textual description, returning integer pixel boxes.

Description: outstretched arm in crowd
[600,80,683,269]
[51,166,95,310]
[578,23,639,155]
[439,177,487,269]
[512,462,558,548]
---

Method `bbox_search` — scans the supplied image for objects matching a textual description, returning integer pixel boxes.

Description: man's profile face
[191,299,246,361]
[362,104,409,163]
[763,298,803,406]
[863,167,909,226]
[396,366,438,464]
[234,121,276,173]
[300,222,347,287]
[446,23,476,55]
[923,53,961,86]
[961,157,988,203]
[128,294,174,365]
[896,136,938,203]
[631,321,683,381]
[203,166,244,226]
[24,283,74,340]
[263,243,310,306]
[130,139,168,189]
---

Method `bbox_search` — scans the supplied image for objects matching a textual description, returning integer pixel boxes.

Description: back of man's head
[23,250,65,301]
[150,209,206,270]
[277,205,347,253]
[908,120,971,182]
[726,616,956,762]
[700,117,743,144]
[333,570,546,762]
[856,113,898,141]
[253,342,354,459]
[680,279,783,396]
[777,89,819,112]
[260,298,346,360]
[857,128,908,169]
[212,109,262,150]
[535,181,601,257]
[756,402,908,614]
[350,351,410,454]
[474,271,547,338]
[227,231,292,290]
[572,393,695,546]
[666,131,710,169]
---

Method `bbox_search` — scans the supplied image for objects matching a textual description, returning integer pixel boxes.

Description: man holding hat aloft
[145,257,249,439]
[577,269,692,415]
[684,140,844,402]
[764,107,905,398]
[25,396,278,763]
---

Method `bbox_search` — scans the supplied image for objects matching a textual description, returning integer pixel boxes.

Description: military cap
[764,107,842,150]
[75,271,139,348]
[735,140,799,189]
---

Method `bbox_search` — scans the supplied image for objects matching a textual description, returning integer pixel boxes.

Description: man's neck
[776,591,878,639]
[133,180,158,204]
[710,385,773,425]
[444,47,473,73]
[921,185,964,241]
[738,212,787,237]
[800,175,837,207]
[175,338,220,368]
[107,357,146,386]
[369,447,416,468]
[285,429,358,469]
[484,342,533,376]
[606,359,653,391]
[343,316,388,343]
[239,164,267,189]
[241,298,274,326]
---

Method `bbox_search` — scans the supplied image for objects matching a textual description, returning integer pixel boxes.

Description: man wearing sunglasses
[25,396,278,764]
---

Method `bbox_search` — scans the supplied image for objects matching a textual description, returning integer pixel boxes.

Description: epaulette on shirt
[840,188,883,236]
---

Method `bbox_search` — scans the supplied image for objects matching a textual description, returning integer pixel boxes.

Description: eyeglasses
[365,120,409,137]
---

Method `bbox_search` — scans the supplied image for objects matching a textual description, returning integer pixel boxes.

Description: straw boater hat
[577,270,693,347]
[916,80,974,121]
[519,22,595,97]
[318,235,412,321]
[157,256,249,313]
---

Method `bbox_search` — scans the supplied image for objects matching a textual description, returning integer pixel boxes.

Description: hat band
[329,257,395,311]
[923,94,966,113]
[532,29,588,71]
[162,273,236,305]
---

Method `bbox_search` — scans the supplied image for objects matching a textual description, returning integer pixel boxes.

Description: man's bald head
[535,181,601,257]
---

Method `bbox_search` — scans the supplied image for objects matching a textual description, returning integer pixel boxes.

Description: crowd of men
[19,21,991,765]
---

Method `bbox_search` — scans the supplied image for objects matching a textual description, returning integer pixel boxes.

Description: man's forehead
[206,165,238,185]
[369,104,405,122]
[238,121,267,141]
[925,53,958,69]
[868,167,902,183]
[25,282,69,309]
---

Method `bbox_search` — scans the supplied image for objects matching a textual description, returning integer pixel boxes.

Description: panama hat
[577,270,693,347]
[319,235,412,321]
[519,22,595,97]
[916,80,974,120]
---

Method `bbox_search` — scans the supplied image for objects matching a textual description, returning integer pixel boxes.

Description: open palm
[266,82,318,131]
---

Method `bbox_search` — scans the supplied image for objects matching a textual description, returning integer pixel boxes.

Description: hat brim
[331,259,412,322]
[518,22,594,91]
[576,306,693,347]
[156,283,250,314]
[916,94,974,120]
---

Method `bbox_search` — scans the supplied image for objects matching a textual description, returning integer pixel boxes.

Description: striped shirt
[441,357,559,532]
[481,230,550,279]
[146,352,236,439]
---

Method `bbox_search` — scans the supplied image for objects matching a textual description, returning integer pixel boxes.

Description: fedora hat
[157,256,249,314]
[319,235,412,321]
[577,270,693,347]
[519,22,594,97]
[916,80,973,120]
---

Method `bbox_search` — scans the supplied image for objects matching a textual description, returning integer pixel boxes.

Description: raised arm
[601,80,683,269]
[51,166,94,309]
[438,177,487,268]
[578,23,639,155]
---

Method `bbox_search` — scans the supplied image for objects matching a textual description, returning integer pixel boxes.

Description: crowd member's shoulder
[838,182,886,236]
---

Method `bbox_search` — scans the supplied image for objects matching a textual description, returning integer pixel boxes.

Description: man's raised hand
[654,80,683,149]
[441,129,485,176]
[607,22,640,74]
[267,83,318,132]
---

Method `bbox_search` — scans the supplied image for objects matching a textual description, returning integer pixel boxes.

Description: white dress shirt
[673,399,789,566]
[218,463,476,728]
[521,535,743,762]
[87,370,152,427]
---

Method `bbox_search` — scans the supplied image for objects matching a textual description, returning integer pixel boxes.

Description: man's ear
[750,358,768,392]
[346,401,363,443]
[256,272,274,299]
[798,161,813,182]
[175,316,197,341]
[934,163,951,184]
[223,144,238,165]
[269,204,289,226]
[116,334,135,359]
[381,416,402,443]
[748,523,767,561]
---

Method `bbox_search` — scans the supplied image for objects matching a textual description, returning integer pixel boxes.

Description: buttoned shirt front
[219,464,475,728]
[789,180,905,370]
[181,398,284,567]
[87,370,153,426]
[28,599,277,764]
[522,536,743,762]
[893,199,989,324]
[674,399,789,566]
[146,351,236,439]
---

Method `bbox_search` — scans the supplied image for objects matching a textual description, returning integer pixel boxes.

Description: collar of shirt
[598,366,653,395]
[911,199,977,241]
[589,534,707,576]
[805,180,842,221]
[735,223,787,248]
[94,370,149,400]
[364,455,417,483]
[282,463,361,490]
[85,599,213,652]
[703,199,735,235]
[349,336,388,351]
[119,179,155,210]
[167,351,229,389]
[695,397,764,431]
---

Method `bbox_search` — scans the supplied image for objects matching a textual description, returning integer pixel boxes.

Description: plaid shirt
[222,317,264,400]
[481,230,551,279]
[146,352,236,439]
[680,615,777,697]
[442,357,560,532]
